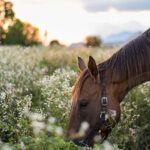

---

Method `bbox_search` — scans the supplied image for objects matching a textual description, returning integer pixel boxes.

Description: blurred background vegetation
[0,0,150,150]
[0,46,149,150]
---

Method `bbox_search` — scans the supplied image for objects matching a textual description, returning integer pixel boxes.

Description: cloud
[81,0,150,12]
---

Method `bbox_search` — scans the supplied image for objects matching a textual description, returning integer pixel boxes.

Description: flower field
[0,46,149,150]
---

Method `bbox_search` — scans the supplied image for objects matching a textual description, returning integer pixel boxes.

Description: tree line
[0,0,41,46]
[0,0,102,47]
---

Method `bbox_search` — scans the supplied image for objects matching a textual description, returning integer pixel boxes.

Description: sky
[11,0,150,45]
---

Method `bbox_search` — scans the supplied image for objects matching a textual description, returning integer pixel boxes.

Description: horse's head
[67,56,121,147]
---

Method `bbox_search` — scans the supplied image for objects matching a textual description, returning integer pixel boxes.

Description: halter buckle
[100,111,106,120]
[101,97,108,106]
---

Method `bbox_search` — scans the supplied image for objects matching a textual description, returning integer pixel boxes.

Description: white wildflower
[20,141,25,150]
[0,92,6,100]
[30,113,44,121]
[79,121,89,136]
[31,121,45,134]
[81,121,89,131]
[1,145,12,150]
[48,117,56,124]
[94,135,102,142]
[31,121,45,129]
[47,124,54,132]
[103,141,114,150]
[55,127,63,136]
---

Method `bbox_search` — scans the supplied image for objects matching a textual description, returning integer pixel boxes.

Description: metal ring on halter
[101,96,108,106]
[100,111,106,120]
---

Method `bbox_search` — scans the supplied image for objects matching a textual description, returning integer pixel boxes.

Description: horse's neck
[127,71,150,90]
[115,33,150,101]
[120,71,150,102]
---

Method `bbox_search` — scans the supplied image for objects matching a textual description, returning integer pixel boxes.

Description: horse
[67,28,150,147]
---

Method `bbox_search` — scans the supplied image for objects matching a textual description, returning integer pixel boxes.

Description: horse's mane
[72,29,150,95]
[99,28,150,82]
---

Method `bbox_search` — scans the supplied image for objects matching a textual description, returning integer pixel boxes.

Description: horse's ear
[78,57,86,71]
[88,56,98,79]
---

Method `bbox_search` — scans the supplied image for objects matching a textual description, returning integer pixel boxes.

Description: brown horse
[67,28,150,147]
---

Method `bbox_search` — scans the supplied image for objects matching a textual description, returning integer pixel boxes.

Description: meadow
[0,46,150,150]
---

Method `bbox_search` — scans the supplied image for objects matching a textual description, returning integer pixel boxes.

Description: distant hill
[68,31,143,48]
[69,42,86,49]
[102,31,142,45]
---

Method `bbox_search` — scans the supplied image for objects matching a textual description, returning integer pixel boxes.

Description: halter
[99,70,113,138]
[77,69,114,147]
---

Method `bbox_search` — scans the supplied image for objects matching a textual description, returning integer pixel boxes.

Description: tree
[4,19,41,46]
[1,1,41,46]
[0,0,15,44]
[49,39,63,47]
[85,36,102,47]
[4,19,24,45]
[22,21,41,46]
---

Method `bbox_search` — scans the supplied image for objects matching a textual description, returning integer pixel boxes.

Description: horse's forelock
[72,70,89,100]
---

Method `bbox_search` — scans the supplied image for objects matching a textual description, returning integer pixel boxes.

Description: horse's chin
[72,138,94,147]
[68,128,108,147]
[72,131,103,147]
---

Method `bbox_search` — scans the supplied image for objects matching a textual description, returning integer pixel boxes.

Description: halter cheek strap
[100,70,113,139]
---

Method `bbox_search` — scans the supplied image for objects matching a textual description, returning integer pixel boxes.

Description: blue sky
[81,0,150,12]
[11,0,150,45]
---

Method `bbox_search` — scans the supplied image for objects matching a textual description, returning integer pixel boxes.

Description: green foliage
[0,0,15,44]
[35,68,77,128]
[4,1,15,19]
[0,46,149,150]
[0,46,43,142]
[4,19,41,46]
[109,83,150,150]
[0,1,41,46]
[4,19,24,45]
[0,26,5,44]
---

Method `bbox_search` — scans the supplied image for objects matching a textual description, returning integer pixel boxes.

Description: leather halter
[76,70,113,147]
[99,70,112,140]
[100,70,108,120]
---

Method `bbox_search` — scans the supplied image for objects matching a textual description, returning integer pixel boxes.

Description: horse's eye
[79,101,89,108]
